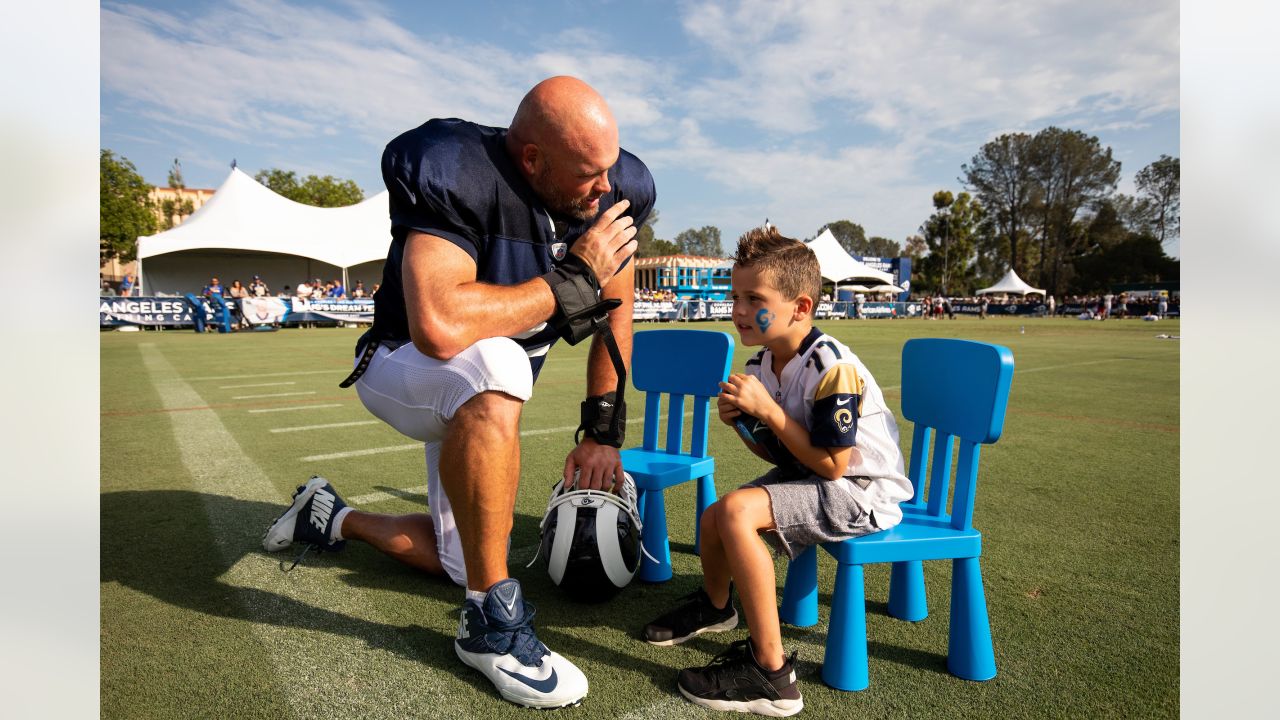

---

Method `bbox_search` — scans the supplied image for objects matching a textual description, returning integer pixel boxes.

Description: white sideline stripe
[232,391,316,400]
[348,485,429,506]
[249,403,343,414]
[138,346,466,718]
[187,369,337,381]
[271,420,379,434]
[300,412,695,462]
[219,381,297,389]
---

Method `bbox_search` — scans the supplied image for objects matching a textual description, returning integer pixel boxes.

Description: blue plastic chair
[778,338,1014,691]
[621,329,735,582]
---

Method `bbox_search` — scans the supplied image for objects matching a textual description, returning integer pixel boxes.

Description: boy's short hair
[733,226,822,301]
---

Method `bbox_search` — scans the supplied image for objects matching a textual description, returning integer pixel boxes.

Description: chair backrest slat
[630,329,735,458]
[690,398,711,458]
[926,432,954,517]
[950,440,983,530]
[665,394,687,454]
[906,424,931,508]
[901,338,1014,524]
[642,392,662,451]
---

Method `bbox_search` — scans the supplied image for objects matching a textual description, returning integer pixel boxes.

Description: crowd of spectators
[634,287,677,303]
[189,275,379,301]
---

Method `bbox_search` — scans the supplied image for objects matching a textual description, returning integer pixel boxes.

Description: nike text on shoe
[677,638,803,717]
[262,476,348,553]
[454,578,589,709]
[643,585,738,646]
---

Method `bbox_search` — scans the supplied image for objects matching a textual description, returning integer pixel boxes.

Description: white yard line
[187,369,338,381]
[232,391,316,400]
[220,381,297,390]
[138,345,465,719]
[249,403,344,414]
[299,412,692,462]
[270,420,379,434]
[348,485,429,506]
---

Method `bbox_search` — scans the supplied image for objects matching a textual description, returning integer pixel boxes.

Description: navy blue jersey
[364,118,655,380]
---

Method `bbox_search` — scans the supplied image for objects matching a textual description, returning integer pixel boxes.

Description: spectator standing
[1102,292,1114,320]
[979,295,989,319]
[228,280,249,299]
[296,280,313,300]
[1048,294,1056,317]
[119,273,136,297]
[352,280,367,298]
[330,279,346,298]
[1157,294,1168,319]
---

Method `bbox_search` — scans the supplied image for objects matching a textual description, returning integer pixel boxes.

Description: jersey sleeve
[381,140,483,261]
[810,363,864,448]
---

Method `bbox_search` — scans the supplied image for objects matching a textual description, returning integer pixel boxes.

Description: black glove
[543,253,620,345]
[577,392,626,448]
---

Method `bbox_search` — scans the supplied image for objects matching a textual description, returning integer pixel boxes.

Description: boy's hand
[719,373,777,423]
[716,393,741,425]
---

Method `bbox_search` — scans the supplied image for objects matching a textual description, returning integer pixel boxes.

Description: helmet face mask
[537,471,642,603]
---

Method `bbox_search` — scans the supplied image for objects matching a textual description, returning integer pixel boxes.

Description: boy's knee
[718,489,761,526]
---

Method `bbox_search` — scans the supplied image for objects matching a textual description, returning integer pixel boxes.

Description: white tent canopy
[976,269,1045,296]
[137,168,391,295]
[804,229,895,285]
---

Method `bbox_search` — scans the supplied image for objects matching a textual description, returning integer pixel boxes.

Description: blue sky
[101,0,1180,257]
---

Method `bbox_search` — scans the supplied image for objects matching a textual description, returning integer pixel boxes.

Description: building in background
[633,254,731,301]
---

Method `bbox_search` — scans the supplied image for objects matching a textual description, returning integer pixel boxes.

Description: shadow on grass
[101,489,681,687]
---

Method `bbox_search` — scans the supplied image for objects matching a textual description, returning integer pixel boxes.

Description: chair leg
[638,488,672,583]
[822,562,869,692]
[694,473,717,556]
[779,545,818,627]
[888,561,928,622]
[947,556,996,682]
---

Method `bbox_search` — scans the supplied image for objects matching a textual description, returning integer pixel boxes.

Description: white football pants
[354,337,533,587]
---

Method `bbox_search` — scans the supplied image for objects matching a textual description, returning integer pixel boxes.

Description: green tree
[159,157,196,230]
[962,132,1037,277]
[100,149,157,264]
[903,234,927,260]
[635,209,682,257]
[817,220,867,255]
[918,190,985,295]
[254,168,365,207]
[1027,127,1121,296]
[864,236,902,257]
[1135,155,1179,248]
[674,225,723,257]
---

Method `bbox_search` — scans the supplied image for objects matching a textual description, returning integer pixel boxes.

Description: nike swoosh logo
[499,666,558,693]
[836,397,852,406]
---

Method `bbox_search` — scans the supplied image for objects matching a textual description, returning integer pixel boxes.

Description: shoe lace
[477,601,548,667]
[279,542,330,573]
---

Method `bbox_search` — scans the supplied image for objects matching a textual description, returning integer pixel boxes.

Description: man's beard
[534,163,597,221]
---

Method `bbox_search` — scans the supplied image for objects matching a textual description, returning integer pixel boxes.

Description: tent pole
[137,256,143,296]
[342,267,349,297]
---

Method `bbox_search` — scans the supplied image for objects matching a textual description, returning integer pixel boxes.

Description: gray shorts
[743,466,882,560]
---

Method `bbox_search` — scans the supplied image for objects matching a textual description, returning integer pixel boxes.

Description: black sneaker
[262,476,348,553]
[642,585,738,646]
[677,638,803,717]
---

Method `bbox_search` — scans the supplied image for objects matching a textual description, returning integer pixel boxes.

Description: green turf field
[100,316,1178,719]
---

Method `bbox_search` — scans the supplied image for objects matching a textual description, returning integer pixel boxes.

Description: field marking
[232,391,317,400]
[300,413,692,462]
[220,381,297,389]
[248,403,344,414]
[137,345,467,719]
[348,485,429,505]
[186,369,341,381]
[271,420,379,434]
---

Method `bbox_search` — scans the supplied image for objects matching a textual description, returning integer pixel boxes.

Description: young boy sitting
[641,226,913,716]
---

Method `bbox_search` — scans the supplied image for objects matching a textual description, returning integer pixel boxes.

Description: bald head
[507,76,621,219]
[509,76,618,153]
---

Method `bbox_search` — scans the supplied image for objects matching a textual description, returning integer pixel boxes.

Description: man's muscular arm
[564,260,635,492]
[402,199,638,360]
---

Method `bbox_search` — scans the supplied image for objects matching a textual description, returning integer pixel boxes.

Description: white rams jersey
[740,327,913,520]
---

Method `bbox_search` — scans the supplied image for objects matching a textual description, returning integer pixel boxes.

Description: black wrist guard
[543,254,619,345]
[577,392,626,448]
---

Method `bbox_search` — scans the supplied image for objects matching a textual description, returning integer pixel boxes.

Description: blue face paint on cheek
[755,308,775,333]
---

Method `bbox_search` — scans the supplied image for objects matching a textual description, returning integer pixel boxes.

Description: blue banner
[99,296,212,327]
[278,298,375,324]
